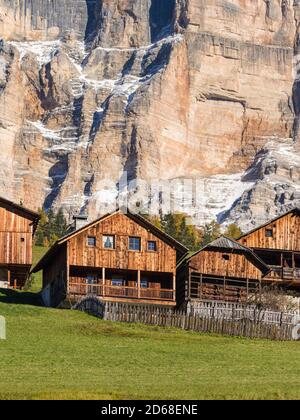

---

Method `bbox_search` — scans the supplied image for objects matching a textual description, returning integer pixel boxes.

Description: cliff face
[1,0,300,230]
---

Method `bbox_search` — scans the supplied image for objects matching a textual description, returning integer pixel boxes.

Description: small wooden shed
[177,236,270,306]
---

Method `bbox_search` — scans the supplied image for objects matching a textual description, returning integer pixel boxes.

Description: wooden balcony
[265,266,300,282]
[68,282,175,302]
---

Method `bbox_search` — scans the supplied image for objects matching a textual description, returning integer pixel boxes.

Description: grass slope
[0,290,300,400]
[29,246,48,292]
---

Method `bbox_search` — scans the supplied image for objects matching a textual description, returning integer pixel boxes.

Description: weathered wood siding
[0,206,34,265]
[43,244,67,289]
[189,250,263,280]
[43,244,67,307]
[240,212,300,251]
[68,213,177,274]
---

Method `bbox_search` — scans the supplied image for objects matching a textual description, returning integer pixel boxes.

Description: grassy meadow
[0,247,299,400]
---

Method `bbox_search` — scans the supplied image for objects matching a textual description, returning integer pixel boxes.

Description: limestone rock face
[1,0,300,230]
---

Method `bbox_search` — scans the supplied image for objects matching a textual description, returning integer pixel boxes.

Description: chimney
[72,214,88,231]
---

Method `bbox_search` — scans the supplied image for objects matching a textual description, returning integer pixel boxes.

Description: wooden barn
[238,208,300,287]
[0,197,39,289]
[177,237,270,307]
[32,209,188,308]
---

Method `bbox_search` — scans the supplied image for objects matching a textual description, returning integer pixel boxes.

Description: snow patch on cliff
[27,120,78,153]
[8,41,61,67]
[94,33,184,53]
[222,138,300,230]
[0,56,7,84]
[167,173,255,226]
[200,173,255,224]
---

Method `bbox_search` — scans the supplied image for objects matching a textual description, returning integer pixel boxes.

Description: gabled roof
[32,209,189,272]
[207,236,249,251]
[177,236,270,274]
[0,196,40,235]
[238,207,300,240]
[0,196,40,221]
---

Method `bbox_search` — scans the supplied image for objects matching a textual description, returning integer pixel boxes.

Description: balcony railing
[68,282,175,301]
[267,266,300,281]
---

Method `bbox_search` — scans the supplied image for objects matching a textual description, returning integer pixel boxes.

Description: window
[295,254,300,268]
[86,275,97,295]
[141,279,148,289]
[103,235,115,249]
[265,229,273,238]
[112,277,123,287]
[222,254,230,261]
[86,275,97,285]
[147,241,157,252]
[129,236,141,251]
[87,236,96,247]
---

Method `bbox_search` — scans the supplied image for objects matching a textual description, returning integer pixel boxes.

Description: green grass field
[0,247,300,400]
[29,246,48,293]
[1,294,300,400]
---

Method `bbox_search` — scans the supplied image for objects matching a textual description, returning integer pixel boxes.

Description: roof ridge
[176,235,270,273]
[0,196,40,219]
[238,207,300,240]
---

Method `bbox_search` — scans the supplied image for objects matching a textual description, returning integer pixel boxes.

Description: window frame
[102,234,115,250]
[265,229,273,238]
[128,236,141,252]
[147,240,157,252]
[87,236,96,247]
[86,275,97,285]
[112,276,124,287]
[140,279,148,289]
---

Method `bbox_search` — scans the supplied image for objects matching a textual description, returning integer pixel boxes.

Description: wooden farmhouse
[176,237,270,307]
[0,197,39,289]
[32,209,188,308]
[238,208,300,288]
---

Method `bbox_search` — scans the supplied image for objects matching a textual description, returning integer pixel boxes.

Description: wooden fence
[73,298,298,341]
[187,300,300,325]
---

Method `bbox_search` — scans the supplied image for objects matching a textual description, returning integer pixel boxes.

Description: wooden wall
[240,212,300,251]
[0,206,34,265]
[189,249,263,280]
[43,244,67,289]
[68,213,177,274]
[43,244,67,307]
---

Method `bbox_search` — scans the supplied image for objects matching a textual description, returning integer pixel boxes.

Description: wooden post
[137,270,141,298]
[188,268,192,300]
[292,251,295,279]
[102,267,106,297]
[246,278,249,301]
[173,273,176,301]
[7,270,11,288]
[66,242,70,296]
[259,280,262,303]
[13,279,17,289]
[200,274,203,300]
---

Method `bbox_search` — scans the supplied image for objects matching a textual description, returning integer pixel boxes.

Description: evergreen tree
[224,223,243,240]
[35,208,48,246]
[34,208,68,247]
[161,213,202,251]
[201,220,222,246]
[54,208,68,238]
[142,214,162,230]
[142,212,202,251]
